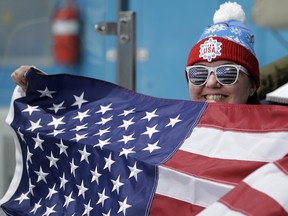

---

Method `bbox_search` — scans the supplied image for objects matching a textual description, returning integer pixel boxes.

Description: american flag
[1,68,288,216]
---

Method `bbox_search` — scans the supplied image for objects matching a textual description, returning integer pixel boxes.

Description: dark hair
[247,92,260,104]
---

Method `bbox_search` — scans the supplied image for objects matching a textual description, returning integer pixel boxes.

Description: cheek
[189,85,202,100]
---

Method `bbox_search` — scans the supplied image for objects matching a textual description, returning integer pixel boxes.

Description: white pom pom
[213,1,246,24]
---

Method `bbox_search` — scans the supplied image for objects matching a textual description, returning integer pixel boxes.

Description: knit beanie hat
[186,2,260,89]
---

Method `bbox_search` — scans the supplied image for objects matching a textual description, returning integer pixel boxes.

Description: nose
[205,72,220,87]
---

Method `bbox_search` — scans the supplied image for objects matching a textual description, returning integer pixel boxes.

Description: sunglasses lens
[216,66,238,85]
[188,67,209,86]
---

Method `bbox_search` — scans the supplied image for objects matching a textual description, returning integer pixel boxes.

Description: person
[11,2,259,105]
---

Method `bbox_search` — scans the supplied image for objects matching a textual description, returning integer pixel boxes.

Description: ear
[249,82,257,96]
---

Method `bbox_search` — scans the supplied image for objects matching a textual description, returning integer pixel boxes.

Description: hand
[11,65,34,91]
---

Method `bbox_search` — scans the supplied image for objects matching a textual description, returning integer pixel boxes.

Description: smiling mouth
[204,95,227,101]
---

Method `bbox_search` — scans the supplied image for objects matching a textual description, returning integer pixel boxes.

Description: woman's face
[188,60,256,104]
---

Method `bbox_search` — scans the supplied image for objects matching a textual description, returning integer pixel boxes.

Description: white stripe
[52,20,79,35]
[156,166,234,207]
[181,127,288,162]
[243,163,288,212]
[196,202,246,216]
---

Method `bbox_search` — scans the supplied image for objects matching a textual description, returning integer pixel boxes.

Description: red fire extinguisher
[52,1,80,64]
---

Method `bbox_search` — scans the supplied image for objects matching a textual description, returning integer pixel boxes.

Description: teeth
[205,95,225,101]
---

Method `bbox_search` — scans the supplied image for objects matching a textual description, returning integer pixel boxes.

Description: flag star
[166,114,182,127]
[70,158,79,176]
[103,153,115,171]
[141,109,158,122]
[96,103,113,114]
[72,92,88,109]
[46,152,59,168]
[43,204,56,216]
[79,145,91,163]
[91,166,102,184]
[15,191,29,204]
[119,147,136,159]
[46,184,58,200]
[35,167,49,183]
[29,179,35,196]
[102,210,111,216]
[118,108,136,116]
[118,133,135,144]
[27,119,42,132]
[56,139,68,156]
[71,133,88,142]
[142,140,161,153]
[111,175,124,194]
[27,147,33,163]
[48,101,66,114]
[70,123,88,132]
[117,197,132,216]
[96,116,113,125]
[17,128,25,142]
[76,180,88,198]
[94,138,111,149]
[73,109,90,122]
[48,128,65,137]
[30,199,42,214]
[83,200,93,216]
[33,133,44,150]
[59,173,69,190]
[37,87,56,98]
[141,124,159,138]
[94,127,110,137]
[63,192,75,208]
[22,104,40,115]
[128,162,142,181]
[118,117,135,130]
[48,116,65,129]
[96,188,109,207]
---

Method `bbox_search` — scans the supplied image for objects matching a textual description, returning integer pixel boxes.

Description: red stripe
[219,182,288,216]
[150,194,204,216]
[164,150,266,185]
[198,103,288,132]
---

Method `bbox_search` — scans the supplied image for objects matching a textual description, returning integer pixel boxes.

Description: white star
[27,148,33,163]
[48,128,65,137]
[142,140,161,153]
[95,116,113,125]
[128,162,142,181]
[141,124,159,138]
[70,123,88,132]
[93,127,110,137]
[48,101,66,114]
[70,158,79,176]
[117,197,132,216]
[27,119,42,132]
[72,92,88,109]
[71,133,88,142]
[43,204,56,216]
[118,108,136,116]
[17,127,25,142]
[102,210,111,216]
[166,114,182,127]
[96,103,113,114]
[76,180,88,198]
[28,178,35,196]
[83,200,93,216]
[118,133,135,144]
[46,152,59,168]
[111,175,124,194]
[73,109,90,122]
[22,104,40,115]
[30,199,42,213]
[37,87,56,98]
[63,192,75,208]
[96,188,109,207]
[91,166,102,184]
[46,184,58,200]
[119,147,136,159]
[103,153,115,171]
[35,167,49,183]
[59,173,69,190]
[141,109,158,122]
[33,133,44,150]
[94,138,111,149]
[56,139,68,156]
[79,145,91,163]
[118,117,135,130]
[15,191,29,204]
[48,116,65,129]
